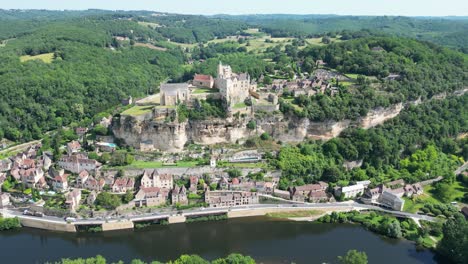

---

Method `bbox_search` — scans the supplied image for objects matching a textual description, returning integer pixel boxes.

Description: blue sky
[0,0,467,16]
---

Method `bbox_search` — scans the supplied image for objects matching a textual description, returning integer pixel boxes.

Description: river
[0,217,438,264]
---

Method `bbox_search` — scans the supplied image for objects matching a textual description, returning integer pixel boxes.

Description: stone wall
[20,218,76,232]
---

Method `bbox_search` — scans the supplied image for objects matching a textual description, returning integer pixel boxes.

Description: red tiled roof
[194,74,212,82]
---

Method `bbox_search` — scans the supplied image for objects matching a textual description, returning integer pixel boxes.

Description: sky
[0,0,467,16]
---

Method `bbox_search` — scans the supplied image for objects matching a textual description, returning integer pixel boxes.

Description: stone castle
[215,63,252,107]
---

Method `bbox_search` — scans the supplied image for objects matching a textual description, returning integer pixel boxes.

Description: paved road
[2,201,436,226]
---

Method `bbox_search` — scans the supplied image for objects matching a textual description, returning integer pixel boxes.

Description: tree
[260,133,270,140]
[338,250,368,264]
[122,190,134,204]
[437,213,468,264]
[386,221,402,238]
[95,192,121,210]
[247,120,256,130]
[173,255,209,264]
[226,168,242,178]
[433,182,452,203]
[213,253,256,264]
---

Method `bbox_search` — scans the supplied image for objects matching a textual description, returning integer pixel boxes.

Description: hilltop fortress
[112,64,412,152]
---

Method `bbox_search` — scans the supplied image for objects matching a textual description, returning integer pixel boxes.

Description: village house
[229,178,255,192]
[273,189,291,199]
[0,159,12,172]
[254,181,275,194]
[218,177,229,190]
[41,154,52,171]
[19,159,35,170]
[171,185,188,205]
[378,191,405,211]
[67,141,82,155]
[134,187,169,207]
[160,83,190,106]
[51,173,69,192]
[386,179,405,189]
[336,183,365,199]
[0,193,10,208]
[193,74,214,88]
[140,170,173,189]
[189,176,199,194]
[403,183,423,197]
[65,189,82,212]
[112,178,135,193]
[87,191,97,206]
[20,168,44,188]
[205,190,259,208]
[289,182,328,197]
[77,170,89,187]
[83,176,105,192]
[58,154,101,174]
[75,127,88,138]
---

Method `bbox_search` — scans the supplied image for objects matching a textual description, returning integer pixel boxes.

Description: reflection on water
[0,217,437,264]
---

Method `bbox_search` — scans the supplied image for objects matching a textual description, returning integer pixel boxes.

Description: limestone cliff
[112,102,405,152]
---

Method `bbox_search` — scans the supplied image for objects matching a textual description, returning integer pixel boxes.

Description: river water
[0,217,437,264]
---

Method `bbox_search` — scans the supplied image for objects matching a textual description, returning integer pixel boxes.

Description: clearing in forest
[20,53,54,63]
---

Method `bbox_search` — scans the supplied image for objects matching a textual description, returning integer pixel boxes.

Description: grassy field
[220,162,268,169]
[137,21,160,29]
[125,160,200,169]
[134,42,167,51]
[20,53,54,63]
[121,105,154,116]
[403,181,467,213]
[233,102,247,109]
[192,88,219,94]
[266,210,323,218]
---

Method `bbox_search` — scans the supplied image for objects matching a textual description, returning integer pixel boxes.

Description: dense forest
[0,16,185,141]
[0,10,467,143]
[219,15,468,52]
[274,94,467,189]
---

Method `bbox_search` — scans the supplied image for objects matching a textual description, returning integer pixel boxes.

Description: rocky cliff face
[112,102,406,152]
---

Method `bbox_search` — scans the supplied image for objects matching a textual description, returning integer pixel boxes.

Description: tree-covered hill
[221,15,468,52]
[0,16,185,141]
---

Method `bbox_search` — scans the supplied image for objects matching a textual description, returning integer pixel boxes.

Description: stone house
[378,191,405,211]
[171,185,188,205]
[288,182,329,200]
[205,190,259,208]
[134,187,169,207]
[0,193,10,208]
[58,154,101,174]
[308,191,329,203]
[51,173,69,192]
[112,178,135,193]
[160,83,190,106]
[66,141,82,155]
[65,189,82,212]
[336,183,365,199]
[385,179,405,189]
[20,168,44,188]
[273,189,290,199]
[193,74,214,88]
[87,191,97,205]
[189,176,198,194]
[75,127,88,138]
[77,170,90,187]
[140,170,173,189]
[83,176,105,192]
[0,159,12,172]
